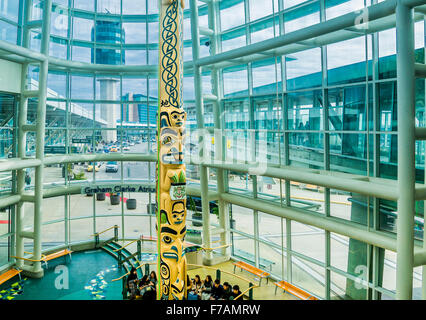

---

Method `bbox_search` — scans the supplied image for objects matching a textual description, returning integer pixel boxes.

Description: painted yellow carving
[162,0,185,9]
[160,106,186,131]
[159,223,187,300]
[157,0,187,300]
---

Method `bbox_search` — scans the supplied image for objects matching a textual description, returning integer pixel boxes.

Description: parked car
[87,162,101,172]
[105,161,119,173]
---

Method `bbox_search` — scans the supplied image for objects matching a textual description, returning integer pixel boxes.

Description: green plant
[73,170,86,180]
[171,171,186,184]
[211,206,219,217]
[188,196,199,214]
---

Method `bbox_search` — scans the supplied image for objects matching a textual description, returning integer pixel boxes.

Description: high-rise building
[91,20,124,65]
[122,93,157,125]
[91,19,125,142]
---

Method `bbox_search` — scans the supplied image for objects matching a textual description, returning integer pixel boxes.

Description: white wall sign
[81,184,156,194]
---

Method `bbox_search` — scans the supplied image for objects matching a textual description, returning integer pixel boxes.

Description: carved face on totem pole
[159,127,185,166]
[171,201,185,225]
[159,222,187,300]
[160,105,187,130]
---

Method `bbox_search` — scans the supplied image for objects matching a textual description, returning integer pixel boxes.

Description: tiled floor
[0,250,122,300]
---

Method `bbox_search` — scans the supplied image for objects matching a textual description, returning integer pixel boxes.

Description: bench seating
[43,249,72,261]
[42,249,72,267]
[10,249,72,269]
[0,269,22,286]
[274,280,318,300]
[233,261,270,285]
[140,236,156,241]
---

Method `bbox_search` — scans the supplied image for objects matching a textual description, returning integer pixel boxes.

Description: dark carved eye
[163,236,172,244]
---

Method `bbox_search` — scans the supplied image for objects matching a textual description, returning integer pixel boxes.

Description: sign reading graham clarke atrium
[81,184,156,195]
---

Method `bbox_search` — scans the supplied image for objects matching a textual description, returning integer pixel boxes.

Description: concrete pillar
[98,79,119,143]
[30,0,52,277]
[189,0,213,264]
[395,0,415,300]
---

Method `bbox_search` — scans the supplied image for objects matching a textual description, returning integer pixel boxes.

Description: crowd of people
[126,268,157,300]
[187,274,243,300]
[126,269,243,300]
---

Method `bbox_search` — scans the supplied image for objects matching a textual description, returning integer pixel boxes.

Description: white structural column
[422,9,426,302]
[15,0,37,273]
[395,0,416,300]
[98,79,119,142]
[207,0,230,260]
[189,0,213,264]
[13,0,52,276]
[16,59,29,271]
[32,0,52,276]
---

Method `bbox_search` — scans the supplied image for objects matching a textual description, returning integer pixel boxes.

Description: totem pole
[157,0,188,300]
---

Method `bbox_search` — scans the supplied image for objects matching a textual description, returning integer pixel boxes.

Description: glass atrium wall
[0,0,425,300]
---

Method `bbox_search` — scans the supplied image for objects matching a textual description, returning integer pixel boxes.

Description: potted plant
[96,192,106,201]
[188,196,202,227]
[74,169,87,181]
[126,192,137,210]
[63,163,73,180]
[211,205,219,223]
[230,204,236,229]
[110,192,120,205]
[147,203,156,215]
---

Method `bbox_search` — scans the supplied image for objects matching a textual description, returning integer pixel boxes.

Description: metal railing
[93,225,119,248]
[234,285,259,301]
[113,238,140,252]
[201,244,232,251]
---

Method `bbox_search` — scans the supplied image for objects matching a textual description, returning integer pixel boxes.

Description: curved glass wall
[0,0,424,300]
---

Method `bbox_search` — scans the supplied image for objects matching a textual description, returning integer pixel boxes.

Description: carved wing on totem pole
[157,0,189,300]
